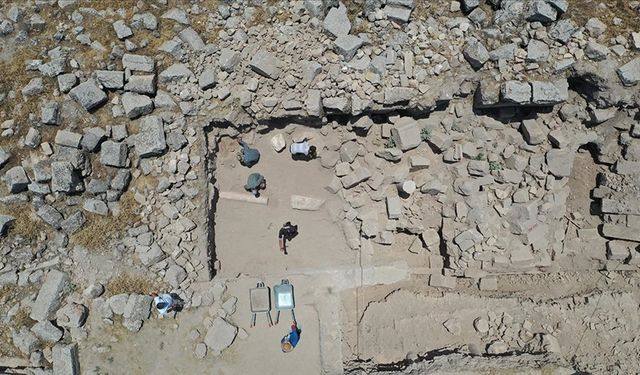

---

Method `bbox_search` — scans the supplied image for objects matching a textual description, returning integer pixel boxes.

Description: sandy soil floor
[214,127,354,278]
[79,277,321,375]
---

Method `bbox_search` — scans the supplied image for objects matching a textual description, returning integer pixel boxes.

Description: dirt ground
[214,127,354,278]
[340,271,640,373]
[16,124,638,374]
[79,278,321,375]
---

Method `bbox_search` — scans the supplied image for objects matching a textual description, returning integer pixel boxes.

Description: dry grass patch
[106,273,166,296]
[76,0,141,18]
[191,11,210,36]
[0,327,18,357]
[0,49,42,126]
[276,10,292,23]
[133,173,159,191]
[12,308,36,329]
[74,46,110,73]
[0,284,18,301]
[0,48,39,92]
[342,0,364,22]
[71,192,141,250]
[414,0,449,21]
[0,204,42,242]
[247,6,269,27]
[352,20,371,34]
[0,285,38,357]
[566,0,638,38]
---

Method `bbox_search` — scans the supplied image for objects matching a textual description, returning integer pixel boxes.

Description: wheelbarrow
[274,279,296,325]
[249,282,273,327]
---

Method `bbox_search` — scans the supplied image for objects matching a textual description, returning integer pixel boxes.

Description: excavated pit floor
[213,127,352,278]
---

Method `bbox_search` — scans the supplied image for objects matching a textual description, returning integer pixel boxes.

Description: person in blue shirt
[244,173,266,197]
[281,322,301,353]
[237,137,260,167]
[150,292,177,317]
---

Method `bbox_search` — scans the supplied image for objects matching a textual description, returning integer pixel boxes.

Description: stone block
[386,195,402,219]
[479,277,498,291]
[135,115,166,157]
[95,70,125,89]
[123,294,152,321]
[249,49,282,80]
[51,161,83,193]
[606,240,634,261]
[323,3,350,38]
[30,270,69,322]
[204,317,237,355]
[69,81,107,111]
[54,130,82,148]
[122,92,154,119]
[37,204,63,229]
[341,168,371,189]
[429,273,457,289]
[334,35,364,61]
[391,120,421,151]
[500,81,531,104]
[125,74,157,95]
[52,344,79,375]
[159,63,194,83]
[122,53,155,72]
[4,166,30,193]
[31,321,63,343]
[291,195,325,211]
[617,58,640,86]
[100,141,128,167]
[602,224,640,242]
[520,119,545,145]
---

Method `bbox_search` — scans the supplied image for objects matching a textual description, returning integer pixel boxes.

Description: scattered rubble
[0,0,639,373]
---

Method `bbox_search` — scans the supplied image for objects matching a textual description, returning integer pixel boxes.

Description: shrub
[385,137,396,148]
[421,127,432,142]
[489,161,503,171]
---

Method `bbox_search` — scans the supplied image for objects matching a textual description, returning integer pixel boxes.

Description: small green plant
[385,137,396,148]
[474,152,485,161]
[420,127,432,142]
[489,161,503,171]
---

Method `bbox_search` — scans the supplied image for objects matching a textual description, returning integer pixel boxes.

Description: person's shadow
[169,293,185,312]
[291,153,312,162]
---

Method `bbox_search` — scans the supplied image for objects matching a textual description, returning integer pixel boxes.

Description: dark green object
[245,173,265,191]
[239,141,260,167]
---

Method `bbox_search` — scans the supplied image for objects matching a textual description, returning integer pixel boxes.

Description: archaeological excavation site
[1,0,640,374]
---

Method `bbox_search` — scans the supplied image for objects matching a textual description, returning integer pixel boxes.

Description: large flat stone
[291,195,325,211]
[204,317,237,355]
[123,294,152,321]
[122,53,155,73]
[68,81,107,111]
[602,224,640,242]
[391,119,421,151]
[52,344,80,375]
[249,49,282,80]
[122,92,154,119]
[30,270,69,322]
[341,168,372,189]
[500,81,532,104]
[135,115,166,157]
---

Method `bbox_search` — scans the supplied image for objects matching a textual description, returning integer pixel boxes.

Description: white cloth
[290,141,311,155]
[154,294,174,316]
